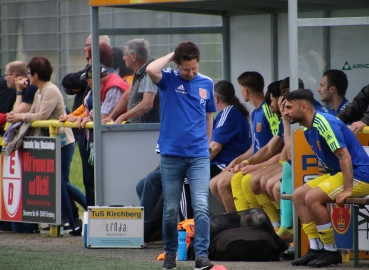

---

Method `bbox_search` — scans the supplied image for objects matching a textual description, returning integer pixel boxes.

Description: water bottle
[57,127,67,147]
[177,229,187,261]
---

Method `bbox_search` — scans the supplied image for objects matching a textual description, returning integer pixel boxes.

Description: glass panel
[297,25,369,110]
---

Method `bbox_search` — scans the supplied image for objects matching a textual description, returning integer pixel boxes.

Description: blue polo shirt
[156,68,216,157]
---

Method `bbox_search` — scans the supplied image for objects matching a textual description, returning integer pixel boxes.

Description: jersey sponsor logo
[175,84,187,94]
[199,88,207,99]
[256,122,262,132]
[316,141,322,151]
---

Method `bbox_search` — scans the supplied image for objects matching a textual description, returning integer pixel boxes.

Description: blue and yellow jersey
[251,101,278,153]
[304,112,369,183]
[262,102,280,136]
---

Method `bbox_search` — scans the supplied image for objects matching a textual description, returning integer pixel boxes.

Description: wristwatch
[16,91,23,95]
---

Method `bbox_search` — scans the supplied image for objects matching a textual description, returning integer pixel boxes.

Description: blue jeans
[136,166,162,220]
[62,143,87,211]
[75,132,95,206]
[160,155,210,258]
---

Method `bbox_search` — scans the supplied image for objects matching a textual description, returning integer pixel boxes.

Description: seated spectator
[285,89,369,267]
[6,56,86,232]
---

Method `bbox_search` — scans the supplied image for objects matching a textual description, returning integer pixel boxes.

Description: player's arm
[146,52,174,84]
[209,141,222,161]
[335,147,353,207]
[225,146,253,171]
[247,135,284,165]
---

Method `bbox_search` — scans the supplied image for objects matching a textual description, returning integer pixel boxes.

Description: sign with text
[87,206,144,248]
[1,137,61,224]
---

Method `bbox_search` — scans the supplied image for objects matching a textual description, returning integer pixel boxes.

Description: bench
[281,194,369,268]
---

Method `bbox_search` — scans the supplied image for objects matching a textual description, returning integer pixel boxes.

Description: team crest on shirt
[256,122,262,132]
[316,141,322,151]
[199,88,207,99]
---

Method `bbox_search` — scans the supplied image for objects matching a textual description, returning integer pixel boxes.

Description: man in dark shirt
[0,76,15,133]
[4,61,38,114]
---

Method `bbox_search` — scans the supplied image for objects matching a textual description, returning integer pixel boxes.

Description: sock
[309,238,324,250]
[302,221,323,250]
[241,174,261,209]
[231,172,250,211]
[271,200,280,210]
[317,222,337,251]
[280,162,293,228]
[255,193,280,223]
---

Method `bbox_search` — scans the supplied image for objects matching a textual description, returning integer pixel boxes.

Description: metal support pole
[91,6,103,206]
[288,2,300,260]
[221,14,230,81]
[288,0,299,91]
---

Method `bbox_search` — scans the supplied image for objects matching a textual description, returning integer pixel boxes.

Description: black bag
[209,209,288,261]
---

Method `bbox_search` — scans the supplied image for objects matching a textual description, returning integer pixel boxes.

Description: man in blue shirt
[284,89,369,267]
[146,41,215,270]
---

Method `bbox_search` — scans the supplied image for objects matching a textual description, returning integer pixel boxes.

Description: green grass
[69,146,86,216]
[0,247,171,270]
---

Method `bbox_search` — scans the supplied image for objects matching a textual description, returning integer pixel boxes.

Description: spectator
[60,63,129,132]
[61,35,110,207]
[0,76,15,133]
[112,47,134,85]
[337,84,369,134]
[6,56,86,232]
[4,61,38,114]
[285,89,369,267]
[102,38,160,124]
[146,41,215,270]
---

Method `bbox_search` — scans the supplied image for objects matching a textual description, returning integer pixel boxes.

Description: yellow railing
[31,120,94,137]
[30,120,369,137]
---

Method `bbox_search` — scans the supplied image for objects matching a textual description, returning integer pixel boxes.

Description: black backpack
[208,209,288,261]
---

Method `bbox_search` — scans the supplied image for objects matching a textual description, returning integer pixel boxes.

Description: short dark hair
[27,56,53,81]
[112,47,134,78]
[285,89,314,105]
[280,77,304,96]
[174,41,200,65]
[268,80,282,98]
[237,71,264,93]
[264,89,271,106]
[323,69,348,98]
